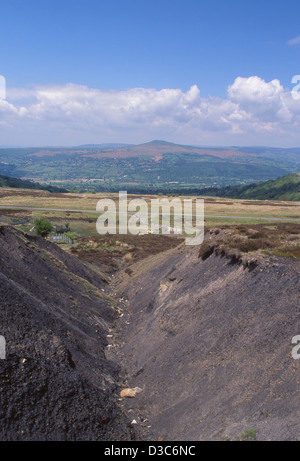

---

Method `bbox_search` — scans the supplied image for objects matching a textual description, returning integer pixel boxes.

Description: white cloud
[287,35,300,46]
[227,76,294,124]
[1,76,300,146]
[228,76,283,104]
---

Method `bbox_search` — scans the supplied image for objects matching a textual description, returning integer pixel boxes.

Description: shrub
[64,232,77,242]
[34,218,53,238]
[239,429,258,441]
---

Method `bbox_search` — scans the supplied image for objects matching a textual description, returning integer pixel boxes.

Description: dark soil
[1,221,300,441]
[109,242,300,441]
[0,225,134,441]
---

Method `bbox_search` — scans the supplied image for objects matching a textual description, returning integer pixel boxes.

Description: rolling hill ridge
[1,141,300,192]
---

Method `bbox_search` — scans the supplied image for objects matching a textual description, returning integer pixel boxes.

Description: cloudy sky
[1,0,300,147]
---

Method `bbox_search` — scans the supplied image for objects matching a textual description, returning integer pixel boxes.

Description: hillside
[0,141,300,192]
[199,173,300,201]
[0,225,132,441]
[0,224,300,440]
[108,233,300,441]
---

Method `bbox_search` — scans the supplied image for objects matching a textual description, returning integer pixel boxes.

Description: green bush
[34,218,53,238]
[64,232,77,242]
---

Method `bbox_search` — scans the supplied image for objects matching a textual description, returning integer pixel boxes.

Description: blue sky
[1,0,300,146]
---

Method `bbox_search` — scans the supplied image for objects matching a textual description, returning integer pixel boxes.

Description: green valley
[0,141,299,194]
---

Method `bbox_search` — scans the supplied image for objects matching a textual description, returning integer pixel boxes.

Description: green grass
[238,429,258,441]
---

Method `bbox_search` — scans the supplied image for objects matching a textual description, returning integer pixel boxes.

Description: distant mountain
[76,143,134,149]
[198,173,300,201]
[0,141,300,192]
[8,140,248,160]
[83,140,247,160]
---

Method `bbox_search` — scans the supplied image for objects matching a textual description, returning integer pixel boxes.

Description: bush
[34,218,53,238]
[64,232,77,242]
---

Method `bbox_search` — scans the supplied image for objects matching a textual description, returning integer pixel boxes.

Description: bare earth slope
[111,245,300,441]
[0,225,133,441]
[1,224,300,441]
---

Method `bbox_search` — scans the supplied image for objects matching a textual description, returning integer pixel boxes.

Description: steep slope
[2,223,300,441]
[110,244,300,441]
[0,225,132,441]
